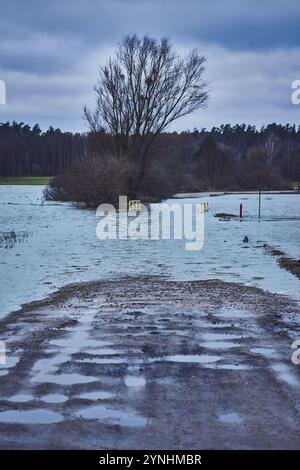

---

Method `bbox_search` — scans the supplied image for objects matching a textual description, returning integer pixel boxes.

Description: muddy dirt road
[0,278,300,449]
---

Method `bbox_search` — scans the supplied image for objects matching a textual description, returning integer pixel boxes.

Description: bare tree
[264,133,281,166]
[197,135,228,190]
[85,34,208,186]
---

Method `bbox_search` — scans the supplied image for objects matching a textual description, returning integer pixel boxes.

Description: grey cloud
[0,1,299,131]
[1,0,299,50]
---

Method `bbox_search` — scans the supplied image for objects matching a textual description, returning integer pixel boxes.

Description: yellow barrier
[197,202,209,213]
[128,200,141,211]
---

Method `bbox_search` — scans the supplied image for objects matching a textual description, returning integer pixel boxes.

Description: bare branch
[84,34,208,184]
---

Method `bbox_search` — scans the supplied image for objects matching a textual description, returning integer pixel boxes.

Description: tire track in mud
[0,278,300,449]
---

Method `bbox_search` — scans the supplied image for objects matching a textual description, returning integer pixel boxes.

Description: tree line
[0,121,88,177]
[1,121,300,192]
[171,123,300,191]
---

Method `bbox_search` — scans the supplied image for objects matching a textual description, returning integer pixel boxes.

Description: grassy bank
[0,176,52,185]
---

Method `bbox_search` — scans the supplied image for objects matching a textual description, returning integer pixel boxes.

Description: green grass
[0,176,53,185]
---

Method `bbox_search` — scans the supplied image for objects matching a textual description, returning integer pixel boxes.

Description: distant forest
[0,122,87,178]
[1,121,300,192]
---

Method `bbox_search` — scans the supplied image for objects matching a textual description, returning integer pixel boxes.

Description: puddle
[217,308,256,319]
[77,391,114,400]
[31,355,99,385]
[0,409,63,424]
[203,341,240,350]
[251,347,279,359]
[49,336,102,352]
[195,320,234,329]
[218,412,243,425]
[83,348,123,356]
[48,316,100,354]
[125,375,146,387]
[75,357,127,365]
[9,394,33,403]
[201,332,244,341]
[31,313,102,386]
[207,363,251,370]
[0,356,20,369]
[163,354,221,364]
[41,393,68,403]
[75,405,147,427]
[271,363,299,387]
[34,373,98,386]
[218,363,250,370]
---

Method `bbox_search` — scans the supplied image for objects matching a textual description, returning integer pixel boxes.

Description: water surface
[0,186,299,317]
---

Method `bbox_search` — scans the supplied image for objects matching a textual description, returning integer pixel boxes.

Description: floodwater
[0,185,299,317]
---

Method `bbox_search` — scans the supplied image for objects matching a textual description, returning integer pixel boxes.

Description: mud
[278,257,300,280]
[214,213,238,220]
[264,244,300,280]
[0,277,300,449]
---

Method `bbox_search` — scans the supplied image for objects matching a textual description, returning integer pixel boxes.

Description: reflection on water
[41,393,68,403]
[0,409,63,424]
[218,412,243,425]
[0,230,29,248]
[0,185,299,316]
[75,405,147,427]
[77,391,114,401]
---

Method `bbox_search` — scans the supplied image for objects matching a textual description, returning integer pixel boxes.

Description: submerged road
[0,277,300,449]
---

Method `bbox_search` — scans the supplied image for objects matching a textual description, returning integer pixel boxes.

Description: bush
[236,161,285,190]
[44,154,181,207]
[44,155,136,208]
[138,160,182,201]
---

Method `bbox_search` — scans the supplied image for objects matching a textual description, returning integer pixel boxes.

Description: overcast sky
[0,0,299,132]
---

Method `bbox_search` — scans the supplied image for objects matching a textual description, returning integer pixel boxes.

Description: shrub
[44,155,136,208]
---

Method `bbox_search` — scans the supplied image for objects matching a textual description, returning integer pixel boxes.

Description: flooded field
[0,185,299,316]
[1,187,300,449]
